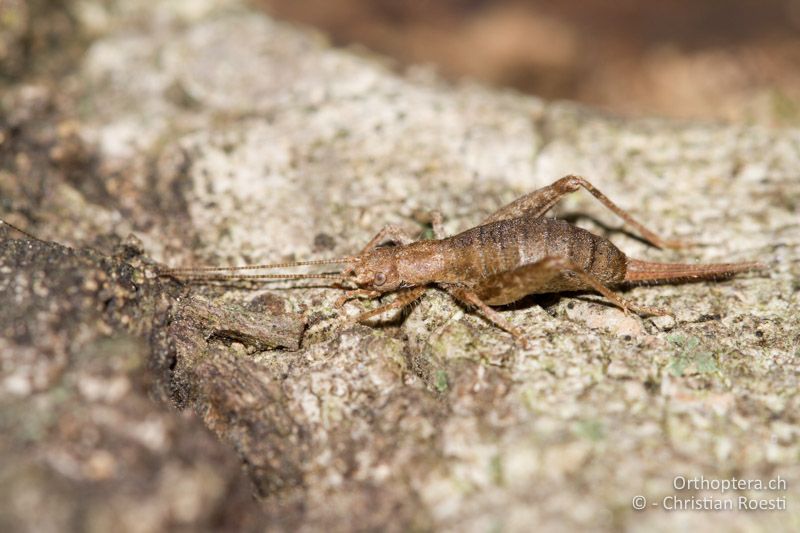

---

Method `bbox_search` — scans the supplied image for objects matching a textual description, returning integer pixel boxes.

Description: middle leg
[444,286,529,348]
[357,225,415,256]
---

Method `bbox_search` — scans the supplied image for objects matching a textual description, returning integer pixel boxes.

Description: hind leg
[483,175,689,249]
[474,257,669,316]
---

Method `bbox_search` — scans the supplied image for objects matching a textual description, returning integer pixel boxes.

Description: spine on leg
[624,258,765,283]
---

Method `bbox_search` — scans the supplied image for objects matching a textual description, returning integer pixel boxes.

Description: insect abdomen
[489,217,626,289]
[532,218,627,285]
[439,221,522,280]
[441,217,627,286]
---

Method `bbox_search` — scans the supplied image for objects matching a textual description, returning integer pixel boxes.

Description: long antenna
[0,218,46,243]
[170,272,347,280]
[159,256,358,274]
[164,272,350,283]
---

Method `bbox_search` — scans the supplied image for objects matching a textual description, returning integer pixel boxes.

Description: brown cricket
[160,176,765,347]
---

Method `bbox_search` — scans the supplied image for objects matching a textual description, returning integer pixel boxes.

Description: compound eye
[374,272,387,286]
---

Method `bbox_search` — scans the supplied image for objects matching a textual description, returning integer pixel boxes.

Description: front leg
[335,289,381,308]
[351,287,427,323]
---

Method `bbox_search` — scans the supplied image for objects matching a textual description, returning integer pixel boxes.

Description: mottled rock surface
[1,1,798,531]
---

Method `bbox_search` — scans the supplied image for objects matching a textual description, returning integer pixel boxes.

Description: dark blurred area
[255,0,800,125]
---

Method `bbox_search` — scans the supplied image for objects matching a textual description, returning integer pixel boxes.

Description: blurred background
[257,0,800,126]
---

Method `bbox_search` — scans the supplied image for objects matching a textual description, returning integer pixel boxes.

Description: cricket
[159,175,765,347]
